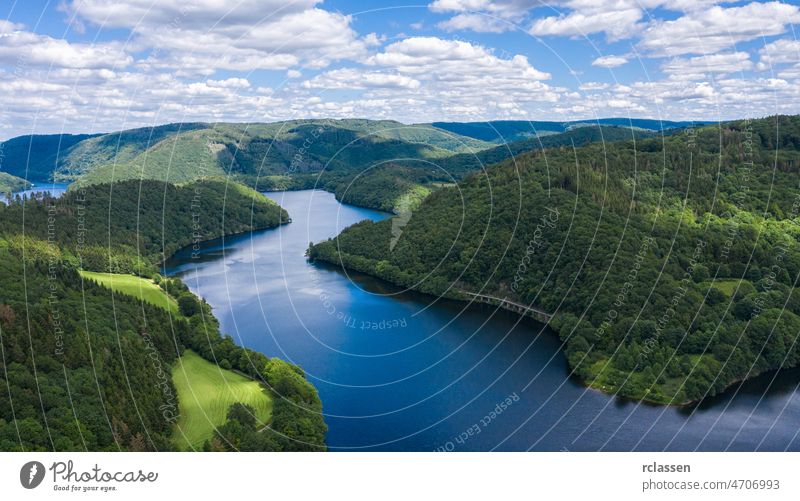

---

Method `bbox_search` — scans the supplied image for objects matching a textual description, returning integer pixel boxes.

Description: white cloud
[0,20,24,33]
[777,64,800,79]
[429,0,541,33]
[592,55,629,68]
[529,4,644,40]
[662,52,753,80]
[301,68,421,90]
[368,37,550,80]
[206,78,251,89]
[0,27,131,69]
[639,2,800,56]
[429,0,534,17]
[67,0,368,72]
[437,13,510,33]
[757,38,800,70]
[66,0,319,29]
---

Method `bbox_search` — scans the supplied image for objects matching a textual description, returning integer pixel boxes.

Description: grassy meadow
[172,350,273,450]
[79,270,180,315]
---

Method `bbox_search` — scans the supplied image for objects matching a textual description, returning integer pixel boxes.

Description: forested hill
[0,118,690,215]
[0,179,326,451]
[0,172,31,194]
[436,124,661,178]
[310,115,800,405]
[0,132,100,181]
[307,124,665,213]
[430,118,706,143]
[0,179,287,273]
[0,120,491,186]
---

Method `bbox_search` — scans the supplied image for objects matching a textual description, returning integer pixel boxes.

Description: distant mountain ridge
[0,117,702,212]
[0,119,493,184]
[430,118,712,143]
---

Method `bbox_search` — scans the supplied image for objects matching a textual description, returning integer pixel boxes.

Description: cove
[2,181,68,205]
[163,190,800,451]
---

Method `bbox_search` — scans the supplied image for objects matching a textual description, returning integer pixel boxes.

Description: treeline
[310,115,800,404]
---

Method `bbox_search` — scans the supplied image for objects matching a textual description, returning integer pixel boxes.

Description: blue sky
[1,0,799,138]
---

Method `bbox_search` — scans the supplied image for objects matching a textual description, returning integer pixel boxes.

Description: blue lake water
[2,181,69,204]
[163,189,800,451]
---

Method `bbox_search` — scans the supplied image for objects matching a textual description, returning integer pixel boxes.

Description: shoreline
[309,250,787,409]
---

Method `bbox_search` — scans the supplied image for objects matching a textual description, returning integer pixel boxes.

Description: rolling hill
[0,118,698,213]
[430,118,711,143]
[0,172,31,194]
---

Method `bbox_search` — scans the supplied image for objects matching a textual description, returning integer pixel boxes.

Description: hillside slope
[310,115,800,405]
[0,179,325,451]
[0,172,31,194]
[430,118,709,143]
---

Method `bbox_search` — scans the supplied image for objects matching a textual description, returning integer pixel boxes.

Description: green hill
[0,178,325,451]
[79,271,180,316]
[0,172,31,194]
[0,133,99,181]
[0,178,287,271]
[436,124,662,178]
[1,119,683,214]
[430,118,708,143]
[310,115,800,405]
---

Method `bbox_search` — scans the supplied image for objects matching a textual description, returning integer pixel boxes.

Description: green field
[701,278,753,297]
[79,270,179,315]
[172,350,273,450]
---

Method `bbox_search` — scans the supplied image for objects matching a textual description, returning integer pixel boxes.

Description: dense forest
[0,179,326,451]
[435,124,664,179]
[310,115,800,405]
[0,179,287,273]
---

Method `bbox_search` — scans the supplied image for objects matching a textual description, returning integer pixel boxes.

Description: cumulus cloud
[592,55,629,68]
[529,3,644,40]
[368,37,550,80]
[66,0,369,72]
[662,52,754,80]
[757,39,800,71]
[1,1,799,137]
[639,2,800,56]
[0,26,132,69]
[301,69,421,90]
[430,0,541,33]
[437,13,511,33]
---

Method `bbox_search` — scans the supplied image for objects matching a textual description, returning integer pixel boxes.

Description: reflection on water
[164,190,800,451]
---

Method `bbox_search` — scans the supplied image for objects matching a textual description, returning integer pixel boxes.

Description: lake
[2,181,69,204]
[163,189,800,451]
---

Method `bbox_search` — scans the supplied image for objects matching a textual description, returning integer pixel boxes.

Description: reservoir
[163,189,800,451]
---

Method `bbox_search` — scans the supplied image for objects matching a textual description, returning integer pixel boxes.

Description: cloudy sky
[1,0,799,139]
